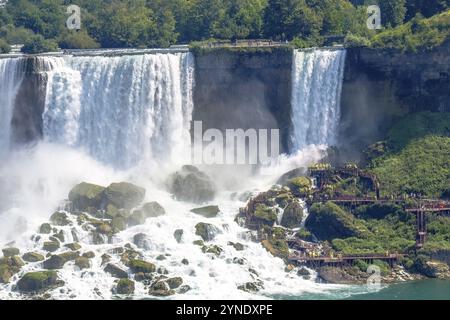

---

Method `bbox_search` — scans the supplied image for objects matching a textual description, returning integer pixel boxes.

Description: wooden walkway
[288,252,404,268]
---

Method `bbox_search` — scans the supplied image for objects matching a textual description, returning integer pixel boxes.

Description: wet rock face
[167,166,216,204]
[116,279,135,295]
[190,205,220,218]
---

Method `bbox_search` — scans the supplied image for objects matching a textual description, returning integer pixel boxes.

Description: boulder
[166,277,183,289]
[228,242,245,251]
[261,239,289,259]
[74,257,91,270]
[238,282,262,293]
[50,212,71,226]
[317,266,361,285]
[104,263,128,279]
[127,210,146,227]
[111,216,127,232]
[39,223,52,234]
[65,243,81,251]
[252,204,278,227]
[149,281,175,297]
[17,271,62,292]
[195,222,220,242]
[68,182,105,211]
[116,279,135,295]
[82,251,95,259]
[286,176,312,197]
[142,202,166,218]
[43,241,60,252]
[190,206,220,218]
[276,168,306,186]
[128,259,156,274]
[2,247,20,257]
[202,245,222,256]
[103,182,146,209]
[43,255,67,270]
[280,202,304,228]
[22,252,45,263]
[133,233,151,250]
[167,166,216,204]
[173,229,184,243]
[305,202,363,241]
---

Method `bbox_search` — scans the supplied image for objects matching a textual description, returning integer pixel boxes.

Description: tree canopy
[0,0,448,51]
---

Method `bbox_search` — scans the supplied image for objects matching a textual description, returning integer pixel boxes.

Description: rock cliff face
[10,57,47,147]
[192,48,293,153]
[339,41,450,157]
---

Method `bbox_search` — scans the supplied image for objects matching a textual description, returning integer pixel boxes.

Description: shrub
[21,34,58,54]
[344,34,371,48]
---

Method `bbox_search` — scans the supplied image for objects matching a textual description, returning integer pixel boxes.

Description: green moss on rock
[69,182,105,211]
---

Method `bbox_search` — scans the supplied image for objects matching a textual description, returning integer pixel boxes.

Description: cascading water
[0,50,364,300]
[290,49,346,151]
[0,58,25,156]
[42,53,195,169]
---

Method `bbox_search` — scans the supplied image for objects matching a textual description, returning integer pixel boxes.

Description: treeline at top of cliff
[0,0,449,54]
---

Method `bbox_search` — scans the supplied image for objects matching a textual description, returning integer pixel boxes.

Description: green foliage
[355,203,405,220]
[371,136,450,198]
[344,33,371,47]
[386,112,450,151]
[0,25,35,45]
[0,38,11,53]
[21,34,58,54]
[306,202,365,241]
[58,30,100,49]
[371,10,450,52]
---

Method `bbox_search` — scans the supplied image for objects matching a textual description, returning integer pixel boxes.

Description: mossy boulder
[287,176,312,197]
[65,243,81,251]
[22,252,45,263]
[280,202,304,228]
[305,202,362,241]
[129,259,156,274]
[103,182,146,210]
[50,212,71,226]
[167,166,216,204]
[17,271,62,292]
[253,204,278,226]
[104,263,128,279]
[238,281,262,293]
[69,182,105,211]
[202,245,223,256]
[2,247,20,257]
[74,257,91,270]
[142,202,166,218]
[195,222,219,242]
[190,205,220,218]
[116,278,135,295]
[261,239,289,259]
[43,241,60,252]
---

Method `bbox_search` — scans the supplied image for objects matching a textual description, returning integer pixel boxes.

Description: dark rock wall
[192,48,293,153]
[339,42,450,159]
[10,57,47,147]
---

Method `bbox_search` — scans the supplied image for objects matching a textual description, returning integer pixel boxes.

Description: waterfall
[42,53,195,169]
[290,49,346,151]
[0,58,25,156]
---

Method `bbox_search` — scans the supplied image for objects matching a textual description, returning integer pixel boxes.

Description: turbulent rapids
[0,49,358,300]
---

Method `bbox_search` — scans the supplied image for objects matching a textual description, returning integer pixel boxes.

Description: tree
[21,34,58,54]
[405,0,449,20]
[0,38,11,53]
[264,0,322,40]
[378,0,407,27]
